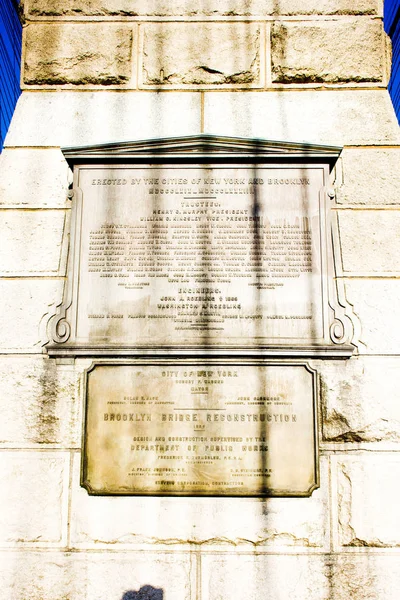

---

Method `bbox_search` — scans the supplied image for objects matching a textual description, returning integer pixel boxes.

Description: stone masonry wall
[0,0,400,598]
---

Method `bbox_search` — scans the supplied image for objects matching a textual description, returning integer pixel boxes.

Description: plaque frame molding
[81,358,320,498]
[45,134,358,358]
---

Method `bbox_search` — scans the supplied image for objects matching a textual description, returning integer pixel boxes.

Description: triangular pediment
[62,134,341,168]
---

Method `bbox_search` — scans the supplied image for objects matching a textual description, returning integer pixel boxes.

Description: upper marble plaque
[46,135,356,356]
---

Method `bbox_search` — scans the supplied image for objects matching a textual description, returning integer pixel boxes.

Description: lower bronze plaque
[82,361,318,496]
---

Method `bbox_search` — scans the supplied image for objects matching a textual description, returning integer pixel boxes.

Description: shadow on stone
[122,585,163,600]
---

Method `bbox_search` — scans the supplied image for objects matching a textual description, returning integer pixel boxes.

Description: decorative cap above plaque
[61,134,342,168]
[46,135,357,357]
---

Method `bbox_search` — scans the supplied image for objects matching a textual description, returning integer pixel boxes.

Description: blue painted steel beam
[385,0,400,122]
[0,0,22,151]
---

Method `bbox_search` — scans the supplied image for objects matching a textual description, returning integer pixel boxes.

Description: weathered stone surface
[204,554,400,599]
[201,555,329,600]
[70,454,328,548]
[335,148,400,205]
[0,149,70,208]
[26,0,380,16]
[271,20,384,83]
[141,23,261,87]
[203,90,400,145]
[338,210,400,273]
[319,357,400,442]
[273,0,381,15]
[0,357,80,447]
[4,91,201,147]
[336,455,400,547]
[327,555,400,600]
[344,280,400,354]
[24,24,133,86]
[0,280,64,352]
[0,211,67,275]
[0,550,195,599]
[0,452,68,544]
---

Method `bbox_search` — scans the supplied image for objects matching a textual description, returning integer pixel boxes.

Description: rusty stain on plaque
[82,361,318,496]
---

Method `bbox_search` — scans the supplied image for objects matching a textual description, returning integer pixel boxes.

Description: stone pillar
[0,1,399,598]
